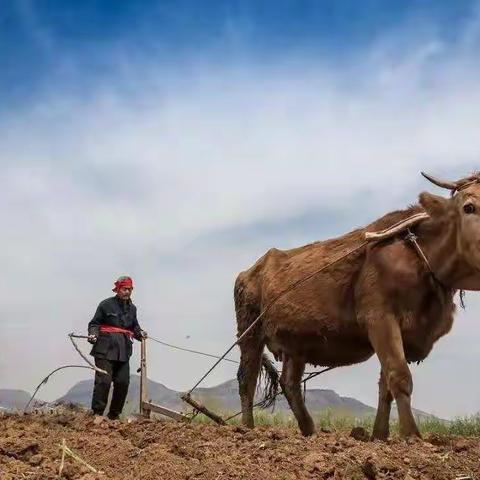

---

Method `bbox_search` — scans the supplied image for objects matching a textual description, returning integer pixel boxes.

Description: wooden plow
[139,338,224,424]
[138,339,188,421]
[180,393,226,425]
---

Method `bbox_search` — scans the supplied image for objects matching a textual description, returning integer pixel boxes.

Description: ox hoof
[299,425,316,437]
[400,431,422,440]
[371,430,389,441]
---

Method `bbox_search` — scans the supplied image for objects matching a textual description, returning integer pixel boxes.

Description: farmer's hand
[140,330,148,339]
[87,334,97,344]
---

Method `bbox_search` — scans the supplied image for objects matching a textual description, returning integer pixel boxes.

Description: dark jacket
[88,296,143,362]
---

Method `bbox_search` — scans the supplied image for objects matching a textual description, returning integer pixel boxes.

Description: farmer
[87,276,147,419]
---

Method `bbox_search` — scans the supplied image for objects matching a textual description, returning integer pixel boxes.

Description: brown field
[1,407,479,480]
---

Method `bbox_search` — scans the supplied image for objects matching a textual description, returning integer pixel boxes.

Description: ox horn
[421,172,458,190]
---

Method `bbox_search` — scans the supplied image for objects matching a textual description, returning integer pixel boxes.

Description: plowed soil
[1,408,478,480]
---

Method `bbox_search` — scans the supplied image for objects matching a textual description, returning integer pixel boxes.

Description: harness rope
[148,336,239,364]
[24,335,110,412]
[148,335,324,374]
[186,240,369,396]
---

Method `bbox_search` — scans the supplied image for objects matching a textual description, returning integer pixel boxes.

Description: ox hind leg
[237,335,264,428]
[371,369,393,440]
[368,314,420,438]
[280,356,315,436]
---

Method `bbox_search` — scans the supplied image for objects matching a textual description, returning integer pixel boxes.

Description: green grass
[190,407,480,437]
[121,393,480,437]
[416,415,480,436]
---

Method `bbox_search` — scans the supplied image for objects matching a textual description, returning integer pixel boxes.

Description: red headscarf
[113,276,133,292]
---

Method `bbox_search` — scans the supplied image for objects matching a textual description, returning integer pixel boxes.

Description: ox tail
[258,353,280,409]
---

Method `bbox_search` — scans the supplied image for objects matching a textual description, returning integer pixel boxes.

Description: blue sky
[0,1,475,106]
[2,0,480,418]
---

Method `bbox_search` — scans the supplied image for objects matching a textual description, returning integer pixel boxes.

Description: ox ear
[419,191,449,218]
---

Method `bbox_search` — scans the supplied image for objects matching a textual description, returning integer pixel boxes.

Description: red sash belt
[99,325,134,336]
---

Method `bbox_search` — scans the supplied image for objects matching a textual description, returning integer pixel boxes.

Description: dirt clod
[361,455,378,479]
[350,426,370,442]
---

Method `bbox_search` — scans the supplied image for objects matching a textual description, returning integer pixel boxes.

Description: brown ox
[234,172,480,439]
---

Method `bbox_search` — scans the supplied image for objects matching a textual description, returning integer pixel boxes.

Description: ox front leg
[371,369,393,440]
[280,356,315,436]
[368,314,421,439]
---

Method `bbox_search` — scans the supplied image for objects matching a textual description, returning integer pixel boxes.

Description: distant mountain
[53,376,376,417]
[1,377,436,420]
[0,389,44,411]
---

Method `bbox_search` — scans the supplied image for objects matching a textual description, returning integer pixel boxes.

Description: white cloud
[2,15,480,418]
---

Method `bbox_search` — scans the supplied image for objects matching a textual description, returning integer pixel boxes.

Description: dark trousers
[91,358,130,419]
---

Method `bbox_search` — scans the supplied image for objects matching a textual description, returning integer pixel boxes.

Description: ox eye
[463,203,476,214]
